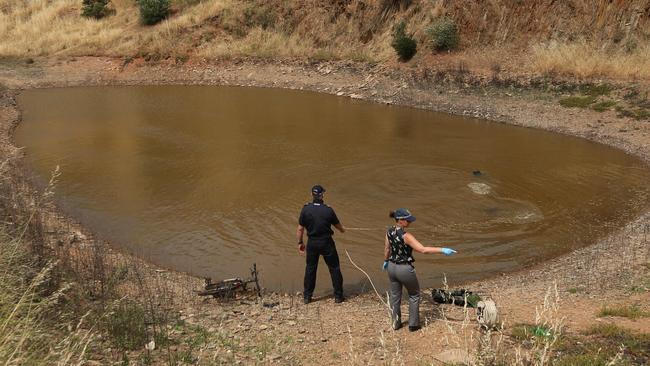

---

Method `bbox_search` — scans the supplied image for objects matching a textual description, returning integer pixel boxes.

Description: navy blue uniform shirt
[298,200,340,243]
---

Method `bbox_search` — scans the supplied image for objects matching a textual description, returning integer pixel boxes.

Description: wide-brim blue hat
[395,208,416,222]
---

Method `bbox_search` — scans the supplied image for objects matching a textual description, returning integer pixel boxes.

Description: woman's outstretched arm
[403,233,456,255]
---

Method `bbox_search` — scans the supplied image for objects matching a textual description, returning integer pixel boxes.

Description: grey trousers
[387,262,420,329]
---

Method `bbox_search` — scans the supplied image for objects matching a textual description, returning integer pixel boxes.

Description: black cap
[311,185,326,196]
[394,208,416,222]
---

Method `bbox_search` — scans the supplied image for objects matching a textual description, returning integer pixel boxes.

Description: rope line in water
[347,214,542,233]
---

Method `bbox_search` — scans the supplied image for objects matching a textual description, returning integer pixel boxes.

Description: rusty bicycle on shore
[196,263,261,299]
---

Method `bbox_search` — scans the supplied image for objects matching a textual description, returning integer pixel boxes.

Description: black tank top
[387,225,414,264]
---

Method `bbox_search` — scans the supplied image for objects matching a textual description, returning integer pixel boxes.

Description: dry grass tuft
[529,41,650,80]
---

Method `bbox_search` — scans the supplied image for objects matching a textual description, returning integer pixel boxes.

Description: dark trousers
[303,239,343,299]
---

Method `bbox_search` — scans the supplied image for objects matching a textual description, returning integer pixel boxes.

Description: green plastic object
[532,326,551,338]
[465,293,481,308]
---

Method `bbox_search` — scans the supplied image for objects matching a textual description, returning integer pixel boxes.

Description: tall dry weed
[0,161,94,365]
[511,282,565,366]
[0,233,95,365]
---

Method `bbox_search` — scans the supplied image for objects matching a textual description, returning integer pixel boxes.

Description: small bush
[137,0,170,26]
[426,17,460,52]
[82,0,111,19]
[391,21,417,61]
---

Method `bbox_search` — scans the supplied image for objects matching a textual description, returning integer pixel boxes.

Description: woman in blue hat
[383,208,457,331]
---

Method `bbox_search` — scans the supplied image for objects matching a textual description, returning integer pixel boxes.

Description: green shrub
[137,0,170,25]
[81,0,111,19]
[426,16,460,51]
[391,21,417,61]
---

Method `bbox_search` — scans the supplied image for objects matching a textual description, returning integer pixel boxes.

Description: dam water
[15,86,650,293]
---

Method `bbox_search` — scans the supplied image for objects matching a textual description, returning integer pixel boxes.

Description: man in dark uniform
[296,185,346,304]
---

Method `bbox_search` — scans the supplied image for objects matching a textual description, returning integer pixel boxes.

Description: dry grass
[0,0,136,57]
[0,161,94,365]
[0,111,195,364]
[198,27,313,59]
[598,304,650,319]
[0,0,648,81]
[0,0,385,60]
[529,41,650,80]
[0,157,200,364]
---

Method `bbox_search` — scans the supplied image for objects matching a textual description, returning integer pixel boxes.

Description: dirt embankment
[2,0,649,80]
[1,57,649,364]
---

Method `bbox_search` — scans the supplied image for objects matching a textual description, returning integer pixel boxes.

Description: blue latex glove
[382,260,389,271]
[441,248,457,256]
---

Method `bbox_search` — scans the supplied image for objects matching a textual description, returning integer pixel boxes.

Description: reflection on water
[15,86,650,293]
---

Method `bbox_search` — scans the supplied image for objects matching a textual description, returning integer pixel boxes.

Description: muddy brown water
[15,86,650,295]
